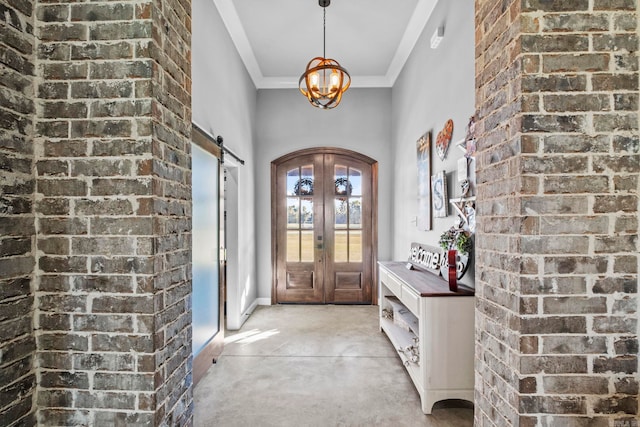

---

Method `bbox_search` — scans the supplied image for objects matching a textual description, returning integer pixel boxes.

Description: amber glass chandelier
[299,0,351,110]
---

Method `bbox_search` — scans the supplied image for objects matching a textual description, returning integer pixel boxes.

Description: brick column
[0,0,37,424]
[34,0,192,424]
[475,1,639,426]
[474,1,523,424]
[148,0,193,423]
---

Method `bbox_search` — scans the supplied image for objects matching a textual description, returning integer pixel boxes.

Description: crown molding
[214,0,438,90]
[257,75,393,90]
[386,0,438,85]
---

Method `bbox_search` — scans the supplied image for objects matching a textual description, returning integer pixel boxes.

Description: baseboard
[234,298,268,328]
[244,299,259,316]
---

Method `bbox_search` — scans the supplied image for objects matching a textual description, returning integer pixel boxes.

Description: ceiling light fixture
[299,0,351,110]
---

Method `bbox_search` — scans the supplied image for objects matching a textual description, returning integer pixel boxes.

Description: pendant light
[299,0,351,110]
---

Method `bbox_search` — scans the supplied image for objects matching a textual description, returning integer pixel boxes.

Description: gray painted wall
[255,88,393,300]
[194,0,475,304]
[192,0,258,327]
[391,0,476,287]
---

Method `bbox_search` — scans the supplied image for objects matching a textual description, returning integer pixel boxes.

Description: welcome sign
[408,242,447,273]
[408,242,470,281]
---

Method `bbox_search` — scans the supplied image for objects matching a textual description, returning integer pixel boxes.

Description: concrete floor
[194,305,474,426]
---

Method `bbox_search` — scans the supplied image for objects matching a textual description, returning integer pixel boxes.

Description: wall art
[431,170,448,218]
[450,196,476,234]
[435,119,454,160]
[416,131,432,230]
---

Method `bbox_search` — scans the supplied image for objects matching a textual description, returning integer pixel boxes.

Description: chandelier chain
[323,8,326,59]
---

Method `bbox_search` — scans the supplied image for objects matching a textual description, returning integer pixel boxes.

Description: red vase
[447,249,458,292]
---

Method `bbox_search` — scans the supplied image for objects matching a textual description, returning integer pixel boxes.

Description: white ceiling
[213,0,439,89]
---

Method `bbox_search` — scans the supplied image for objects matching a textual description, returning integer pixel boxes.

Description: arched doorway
[271,148,378,304]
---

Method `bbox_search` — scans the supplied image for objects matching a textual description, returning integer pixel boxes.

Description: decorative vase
[447,249,458,292]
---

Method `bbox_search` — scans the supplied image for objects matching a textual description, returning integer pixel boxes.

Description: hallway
[194,305,474,426]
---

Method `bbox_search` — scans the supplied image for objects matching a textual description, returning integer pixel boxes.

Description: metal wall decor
[450,198,476,233]
[435,119,454,160]
[450,176,476,234]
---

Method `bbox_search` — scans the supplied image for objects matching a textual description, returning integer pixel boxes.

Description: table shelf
[379,261,475,414]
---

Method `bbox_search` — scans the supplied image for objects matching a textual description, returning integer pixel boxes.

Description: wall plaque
[408,242,469,281]
[408,242,447,274]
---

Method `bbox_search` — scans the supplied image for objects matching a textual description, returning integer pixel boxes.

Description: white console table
[378,261,475,414]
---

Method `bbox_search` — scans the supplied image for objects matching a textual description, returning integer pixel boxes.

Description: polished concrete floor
[194,305,474,426]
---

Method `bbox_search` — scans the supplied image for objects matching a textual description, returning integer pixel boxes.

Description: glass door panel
[300,230,314,262]
[334,230,348,263]
[191,143,220,356]
[285,166,315,263]
[349,230,363,262]
[332,165,363,263]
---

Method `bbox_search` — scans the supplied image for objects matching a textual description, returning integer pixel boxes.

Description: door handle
[317,237,323,263]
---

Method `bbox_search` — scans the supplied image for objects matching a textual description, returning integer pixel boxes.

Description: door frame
[271,147,378,305]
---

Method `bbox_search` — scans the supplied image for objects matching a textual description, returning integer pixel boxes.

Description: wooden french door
[272,148,377,304]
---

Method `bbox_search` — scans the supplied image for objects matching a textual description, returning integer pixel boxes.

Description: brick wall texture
[3,0,192,424]
[0,0,37,423]
[2,0,637,425]
[475,1,639,426]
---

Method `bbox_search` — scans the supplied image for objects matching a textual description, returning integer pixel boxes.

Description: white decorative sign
[408,242,470,281]
[408,243,447,274]
[431,171,448,218]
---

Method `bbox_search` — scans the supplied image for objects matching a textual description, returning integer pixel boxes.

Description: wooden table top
[379,261,475,297]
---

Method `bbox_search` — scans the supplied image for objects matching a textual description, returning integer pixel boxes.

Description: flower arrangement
[438,227,472,254]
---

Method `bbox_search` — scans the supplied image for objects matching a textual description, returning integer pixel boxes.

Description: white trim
[239,299,259,324]
[352,75,395,88]
[244,298,259,315]
[257,76,298,90]
[214,0,439,89]
[228,299,261,331]
[256,298,272,306]
[259,75,393,90]
[223,151,240,167]
[386,0,439,85]
[213,0,263,87]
